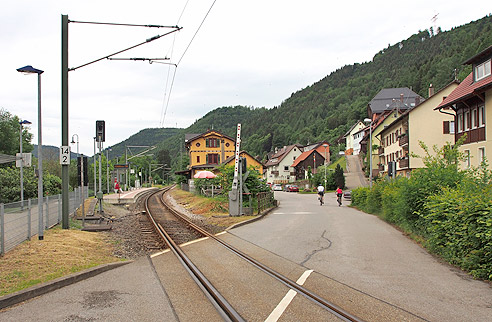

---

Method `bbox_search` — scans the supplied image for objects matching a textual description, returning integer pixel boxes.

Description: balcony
[378,146,384,156]
[399,158,409,169]
[378,164,385,172]
[399,134,409,147]
[271,171,279,176]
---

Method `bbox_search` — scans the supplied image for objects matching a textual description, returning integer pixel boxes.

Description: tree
[0,108,33,156]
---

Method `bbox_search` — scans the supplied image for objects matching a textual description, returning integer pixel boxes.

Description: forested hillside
[134,15,492,167]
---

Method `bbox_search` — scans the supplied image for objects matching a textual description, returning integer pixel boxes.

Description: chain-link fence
[0,188,88,255]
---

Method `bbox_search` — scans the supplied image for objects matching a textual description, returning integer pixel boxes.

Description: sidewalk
[103,187,156,204]
[0,257,178,321]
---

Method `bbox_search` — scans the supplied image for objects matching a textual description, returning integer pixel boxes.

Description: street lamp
[323,143,329,191]
[364,118,373,188]
[19,119,32,209]
[17,65,44,240]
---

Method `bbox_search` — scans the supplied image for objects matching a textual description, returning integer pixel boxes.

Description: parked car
[272,184,283,191]
[283,184,291,191]
[343,190,351,200]
[287,185,299,192]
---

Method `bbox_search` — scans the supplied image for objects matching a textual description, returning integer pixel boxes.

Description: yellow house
[184,130,236,178]
[377,82,459,177]
[217,151,264,176]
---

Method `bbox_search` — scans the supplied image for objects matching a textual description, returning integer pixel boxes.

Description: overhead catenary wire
[159,0,217,128]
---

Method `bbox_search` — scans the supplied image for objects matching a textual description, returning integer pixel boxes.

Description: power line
[159,0,217,128]
[177,0,217,66]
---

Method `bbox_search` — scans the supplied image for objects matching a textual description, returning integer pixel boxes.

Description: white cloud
[1,0,490,155]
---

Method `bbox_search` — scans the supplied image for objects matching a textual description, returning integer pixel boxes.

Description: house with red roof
[436,44,492,169]
[291,149,325,181]
[264,144,304,184]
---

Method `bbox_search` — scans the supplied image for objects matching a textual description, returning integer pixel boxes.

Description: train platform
[103,187,156,205]
[0,257,178,321]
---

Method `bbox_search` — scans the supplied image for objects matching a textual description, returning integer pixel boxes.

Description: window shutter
[443,121,450,134]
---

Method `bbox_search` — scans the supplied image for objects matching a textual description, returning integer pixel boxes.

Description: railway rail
[142,187,366,322]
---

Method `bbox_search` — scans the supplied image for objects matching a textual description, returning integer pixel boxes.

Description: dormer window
[475,59,491,82]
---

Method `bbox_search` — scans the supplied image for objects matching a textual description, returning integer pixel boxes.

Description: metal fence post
[27,199,32,240]
[1,204,4,256]
[58,194,62,224]
[45,195,49,228]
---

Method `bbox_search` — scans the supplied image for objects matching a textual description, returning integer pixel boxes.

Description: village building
[178,129,236,179]
[436,44,492,169]
[377,82,459,177]
[264,144,304,184]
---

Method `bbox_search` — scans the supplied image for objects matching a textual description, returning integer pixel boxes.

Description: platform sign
[59,146,70,165]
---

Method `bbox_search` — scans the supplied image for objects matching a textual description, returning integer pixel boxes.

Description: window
[196,156,200,163]
[464,150,470,168]
[207,154,219,164]
[471,108,477,128]
[206,138,220,148]
[479,105,485,127]
[284,166,289,171]
[443,121,455,134]
[464,111,470,130]
[457,114,463,132]
[479,148,485,164]
[475,59,491,81]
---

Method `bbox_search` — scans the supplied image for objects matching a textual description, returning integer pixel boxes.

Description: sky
[1,0,491,156]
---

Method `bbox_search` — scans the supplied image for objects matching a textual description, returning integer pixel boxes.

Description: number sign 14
[60,146,71,165]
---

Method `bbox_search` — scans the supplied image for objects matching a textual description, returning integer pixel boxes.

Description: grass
[169,189,258,227]
[0,226,123,296]
[0,188,259,297]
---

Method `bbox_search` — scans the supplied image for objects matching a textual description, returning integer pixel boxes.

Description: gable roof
[291,149,324,167]
[264,144,303,167]
[184,129,235,146]
[376,80,460,136]
[342,121,365,139]
[436,72,492,110]
[369,87,424,114]
[220,150,261,166]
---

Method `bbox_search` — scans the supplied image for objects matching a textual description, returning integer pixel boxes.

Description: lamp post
[323,143,328,191]
[364,118,373,188]
[17,65,44,240]
[19,119,32,209]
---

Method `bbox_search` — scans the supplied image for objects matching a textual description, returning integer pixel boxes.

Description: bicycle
[337,193,342,207]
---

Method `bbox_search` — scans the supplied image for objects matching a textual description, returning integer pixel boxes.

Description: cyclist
[317,184,325,205]
[336,186,343,206]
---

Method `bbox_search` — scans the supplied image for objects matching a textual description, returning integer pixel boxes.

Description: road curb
[225,203,279,231]
[0,261,132,310]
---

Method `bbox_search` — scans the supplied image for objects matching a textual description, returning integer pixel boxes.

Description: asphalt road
[229,191,492,322]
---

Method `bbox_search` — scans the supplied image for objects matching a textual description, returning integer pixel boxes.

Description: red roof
[436,72,492,110]
[291,149,324,167]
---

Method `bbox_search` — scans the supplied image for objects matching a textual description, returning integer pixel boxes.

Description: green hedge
[351,140,492,280]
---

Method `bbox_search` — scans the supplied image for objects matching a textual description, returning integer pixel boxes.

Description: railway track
[142,187,366,322]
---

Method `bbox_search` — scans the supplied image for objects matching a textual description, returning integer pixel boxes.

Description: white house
[264,144,304,184]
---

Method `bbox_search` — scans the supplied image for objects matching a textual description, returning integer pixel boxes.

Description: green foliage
[193,164,270,197]
[352,139,492,280]
[0,108,33,156]
[334,164,345,189]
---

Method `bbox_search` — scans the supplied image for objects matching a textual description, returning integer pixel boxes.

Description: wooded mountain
[110,15,492,167]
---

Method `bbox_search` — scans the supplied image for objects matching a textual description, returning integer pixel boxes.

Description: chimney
[428,84,434,97]
[400,93,404,103]
[415,96,420,106]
